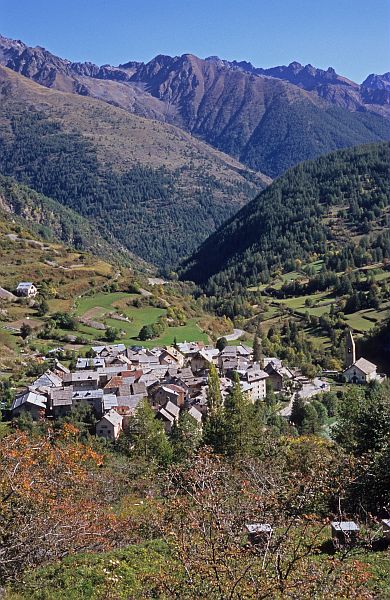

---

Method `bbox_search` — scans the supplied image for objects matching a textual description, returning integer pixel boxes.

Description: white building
[343,357,379,384]
[16,282,38,297]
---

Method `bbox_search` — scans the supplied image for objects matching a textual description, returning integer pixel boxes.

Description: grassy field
[245,260,389,354]
[7,540,170,600]
[0,289,210,361]
[75,292,133,315]
[132,319,209,349]
[0,222,211,359]
[344,313,378,333]
[72,291,209,348]
[273,292,335,316]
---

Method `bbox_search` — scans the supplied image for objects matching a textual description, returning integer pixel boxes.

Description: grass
[274,291,335,316]
[60,291,209,347]
[75,292,133,315]
[47,298,73,313]
[0,422,10,439]
[102,317,208,348]
[8,540,171,600]
[74,292,209,347]
[6,534,389,600]
[304,327,332,350]
[248,261,324,292]
[104,308,166,339]
[370,270,390,282]
[0,329,19,351]
[344,313,378,333]
[261,306,280,320]
[1,288,210,359]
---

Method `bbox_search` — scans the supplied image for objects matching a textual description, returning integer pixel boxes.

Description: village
[6,326,384,441]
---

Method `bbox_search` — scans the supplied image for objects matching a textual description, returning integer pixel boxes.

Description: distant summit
[361,72,390,105]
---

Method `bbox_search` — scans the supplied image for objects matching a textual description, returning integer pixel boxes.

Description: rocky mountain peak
[362,72,390,90]
[361,72,390,105]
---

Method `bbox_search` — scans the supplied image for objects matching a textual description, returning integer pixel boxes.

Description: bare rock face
[129,53,389,176]
[361,73,390,105]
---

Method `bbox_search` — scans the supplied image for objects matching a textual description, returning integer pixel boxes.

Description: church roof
[353,357,377,374]
[345,357,377,375]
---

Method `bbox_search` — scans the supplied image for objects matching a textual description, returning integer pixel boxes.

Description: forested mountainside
[0,174,143,267]
[0,65,264,269]
[181,143,390,292]
[0,35,389,178]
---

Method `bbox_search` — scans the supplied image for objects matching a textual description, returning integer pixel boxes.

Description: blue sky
[0,0,388,82]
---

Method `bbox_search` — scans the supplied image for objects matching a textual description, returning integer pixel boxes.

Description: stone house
[96,409,123,440]
[31,370,63,390]
[16,282,38,297]
[76,357,105,370]
[72,389,104,417]
[156,400,180,433]
[176,341,205,359]
[191,348,219,374]
[152,384,186,409]
[188,405,203,425]
[50,387,73,418]
[244,364,269,401]
[92,344,126,357]
[264,361,294,391]
[159,347,185,367]
[63,371,100,390]
[10,390,46,420]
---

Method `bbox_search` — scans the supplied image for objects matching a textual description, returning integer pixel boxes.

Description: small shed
[381,519,390,540]
[245,523,273,545]
[331,521,360,545]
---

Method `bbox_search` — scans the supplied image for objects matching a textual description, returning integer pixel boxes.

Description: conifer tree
[127,399,173,465]
[171,411,202,462]
[290,395,305,429]
[203,364,225,454]
[253,335,263,366]
[207,364,222,411]
[301,404,321,435]
[224,372,256,457]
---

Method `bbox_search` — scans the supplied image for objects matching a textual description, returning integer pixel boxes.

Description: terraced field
[244,262,389,352]
[75,292,208,348]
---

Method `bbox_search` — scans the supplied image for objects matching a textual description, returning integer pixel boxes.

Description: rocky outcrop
[361,73,390,105]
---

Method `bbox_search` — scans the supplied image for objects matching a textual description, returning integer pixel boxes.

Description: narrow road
[278,393,295,418]
[219,328,245,341]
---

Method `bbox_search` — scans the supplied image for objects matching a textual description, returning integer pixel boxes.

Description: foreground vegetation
[1,380,389,599]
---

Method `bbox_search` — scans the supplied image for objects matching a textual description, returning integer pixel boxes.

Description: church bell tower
[345,330,356,368]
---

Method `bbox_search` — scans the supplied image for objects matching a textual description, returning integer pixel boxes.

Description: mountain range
[0,34,389,273]
[0,35,389,178]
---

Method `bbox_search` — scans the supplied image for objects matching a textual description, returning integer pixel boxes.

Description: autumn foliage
[0,425,131,581]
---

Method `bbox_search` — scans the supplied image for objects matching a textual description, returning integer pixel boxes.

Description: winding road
[219,328,245,341]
